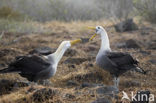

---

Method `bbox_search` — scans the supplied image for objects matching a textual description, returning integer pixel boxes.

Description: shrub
[0,6,23,21]
[133,0,156,24]
[95,0,134,21]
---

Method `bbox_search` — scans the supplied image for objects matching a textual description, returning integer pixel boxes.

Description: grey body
[96,51,145,77]
[0,55,56,82]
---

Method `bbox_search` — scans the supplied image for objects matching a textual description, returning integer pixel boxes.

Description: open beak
[87,27,97,41]
[70,39,82,45]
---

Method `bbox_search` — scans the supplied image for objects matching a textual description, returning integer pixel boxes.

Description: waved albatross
[88,26,146,89]
[0,39,82,82]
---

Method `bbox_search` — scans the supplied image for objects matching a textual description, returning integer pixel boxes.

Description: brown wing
[106,52,138,66]
[9,55,51,73]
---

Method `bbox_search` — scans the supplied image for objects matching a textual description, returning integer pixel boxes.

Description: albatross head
[88,26,106,41]
[95,26,104,34]
[61,41,71,50]
[87,26,111,51]
[58,39,82,50]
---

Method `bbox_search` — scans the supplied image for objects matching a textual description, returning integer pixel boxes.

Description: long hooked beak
[70,39,82,45]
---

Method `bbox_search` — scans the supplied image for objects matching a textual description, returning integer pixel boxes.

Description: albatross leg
[112,77,120,100]
[113,77,120,92]
[116,77,120,88]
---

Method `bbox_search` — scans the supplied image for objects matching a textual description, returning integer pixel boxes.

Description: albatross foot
[112,86,119,94]
[96,85,119,100]
[108,86,119,101]
[111,86,119,101]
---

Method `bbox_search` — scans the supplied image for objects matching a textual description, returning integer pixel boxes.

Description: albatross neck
[48,44,67,65]
[99,30,111,53]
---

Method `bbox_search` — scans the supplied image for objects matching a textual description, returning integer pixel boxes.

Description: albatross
[88,26,146,89]
[0,39,82,82]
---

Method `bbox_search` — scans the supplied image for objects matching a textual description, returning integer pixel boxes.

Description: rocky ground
[0,20,155,103]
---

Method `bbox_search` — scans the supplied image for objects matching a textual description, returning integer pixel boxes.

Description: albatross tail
[0,68,10,73]
[134,67,146,74]
[0,67,17,74]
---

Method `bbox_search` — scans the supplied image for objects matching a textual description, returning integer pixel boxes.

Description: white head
[95,26,105,35]
[88,26,111,51]
[88,26,106,41]
[60,41,71,50]
[56,39,82,52]
[54,39,82,57]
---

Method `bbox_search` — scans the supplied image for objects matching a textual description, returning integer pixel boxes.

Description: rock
[67,80,78,86]
[32,88,57,102]
[29,47,55,55]
[114,19,138,32]
[87,63,94,68]
[91,98,111,103]
[96,86,119,96]
[147,41,156,50]
[117,39,140,49]
[131,90,150,103]
[81,38,90,43]
[64,58,88,65]
[81,82,104,88]
[63,93,76,99]
[64,48,77,56]
[149,59,156,65]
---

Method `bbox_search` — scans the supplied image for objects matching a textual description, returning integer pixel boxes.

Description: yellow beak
[87,27,97,41]
[89,33,97,41]
[70,39,82,45]
[87,27,96,30]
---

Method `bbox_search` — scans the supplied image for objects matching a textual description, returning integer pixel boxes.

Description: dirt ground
[0,20,155,103]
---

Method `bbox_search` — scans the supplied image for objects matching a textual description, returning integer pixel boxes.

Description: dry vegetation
[0,0,156,102]
[0,20,156,103]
